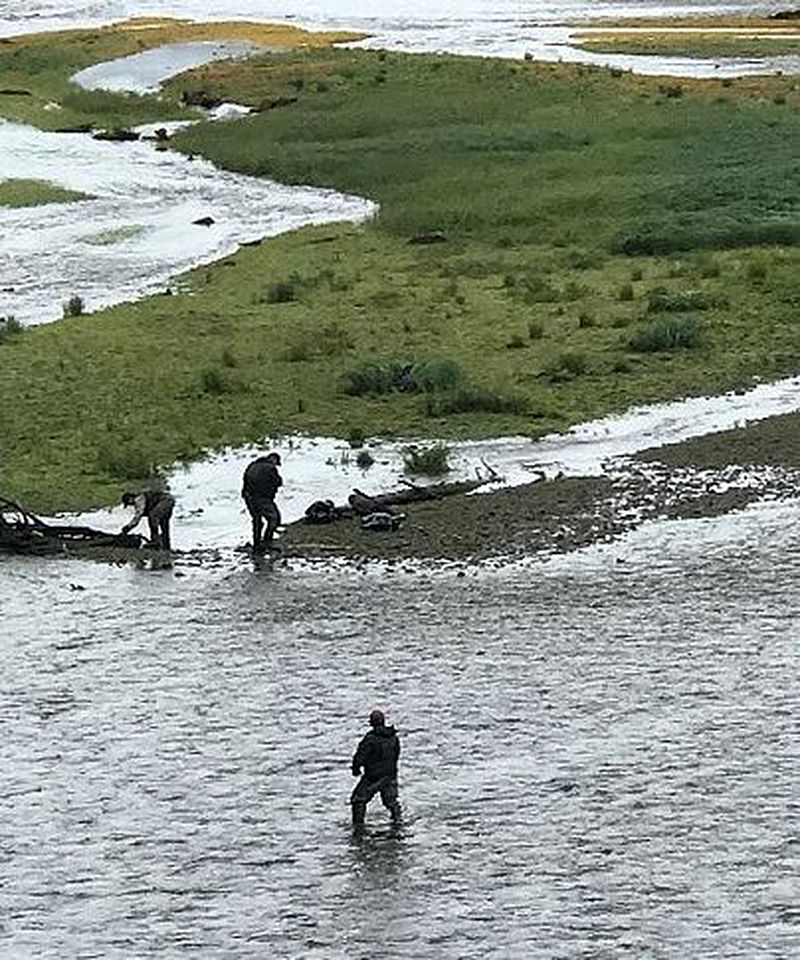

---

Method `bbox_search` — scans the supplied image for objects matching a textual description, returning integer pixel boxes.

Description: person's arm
[352,736,365,776]
[121,494,146,534]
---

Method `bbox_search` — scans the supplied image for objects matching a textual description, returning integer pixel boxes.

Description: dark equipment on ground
[302,461,503,531]
[0,496,143,556]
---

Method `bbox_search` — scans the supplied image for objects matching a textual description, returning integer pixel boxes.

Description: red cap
[369,708,385,727]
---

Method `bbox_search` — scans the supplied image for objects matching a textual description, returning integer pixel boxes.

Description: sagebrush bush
[630,316,704,352]
[410,357,464,393]
[403,443,450,476]
[63,295,84,318]
[646,287,718,313]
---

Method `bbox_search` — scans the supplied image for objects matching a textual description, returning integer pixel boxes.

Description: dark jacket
[242,458,282,501]
[352,724,400,781]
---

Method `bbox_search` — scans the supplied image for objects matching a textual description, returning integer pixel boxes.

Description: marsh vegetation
[1,26,799,510]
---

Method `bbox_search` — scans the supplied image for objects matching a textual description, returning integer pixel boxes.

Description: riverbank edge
[279,411,800,563]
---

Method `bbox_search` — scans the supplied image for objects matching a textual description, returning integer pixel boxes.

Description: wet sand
[281,412,800,561]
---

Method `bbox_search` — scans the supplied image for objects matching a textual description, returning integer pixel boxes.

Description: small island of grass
[0,177,91,207]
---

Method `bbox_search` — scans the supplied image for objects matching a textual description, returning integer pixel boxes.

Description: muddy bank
[280,412,800,561]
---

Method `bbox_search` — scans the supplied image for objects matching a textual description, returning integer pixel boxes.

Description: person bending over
[241,451,282,553]
[121,488,175,550]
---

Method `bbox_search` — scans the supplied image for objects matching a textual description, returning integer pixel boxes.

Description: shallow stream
[1,2,798,955]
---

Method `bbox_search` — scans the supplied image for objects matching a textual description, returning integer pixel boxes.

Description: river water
[1,2,799,957]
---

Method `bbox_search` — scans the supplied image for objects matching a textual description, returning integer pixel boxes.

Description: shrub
[646,287,718,313]
[617,283,634,302]
[356,449,375,469]
[200,367,229,394]
[425,385,527,416]
[347,427,366,448]
[506,334,526,349]
[410,357,464,393]
[403,443,450,476]
[63,295,84,318]
[630,316,704,352]
[264,281,296,303]
[343,361,409,396]
[543,351,588,381]
[527,320,544,340]
[0,315,24,341]
[578,312,596,328]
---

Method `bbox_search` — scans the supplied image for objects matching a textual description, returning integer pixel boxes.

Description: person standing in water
[120,488,175,551]
[241,451,282,553]
[350,708,401,829]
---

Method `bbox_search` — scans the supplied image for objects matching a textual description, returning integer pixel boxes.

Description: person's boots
[351,802,366,829]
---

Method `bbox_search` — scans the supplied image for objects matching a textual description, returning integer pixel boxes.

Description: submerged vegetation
[0,21,799,510]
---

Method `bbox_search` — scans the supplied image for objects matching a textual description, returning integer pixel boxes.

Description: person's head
[121,491,136,507]
[265,452,281,466]
[369,708,385,728]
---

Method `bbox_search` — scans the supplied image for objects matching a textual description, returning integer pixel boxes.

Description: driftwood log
[304,462,507,523]
[0,496,143,556]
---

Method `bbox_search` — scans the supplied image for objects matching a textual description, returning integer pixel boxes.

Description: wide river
[1,2,798,957]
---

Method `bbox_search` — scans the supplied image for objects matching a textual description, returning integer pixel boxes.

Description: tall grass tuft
[0,316,24,342]
[646,287,719,313]
[96,441,156,481]
[630,316,704,352]
[63,295,84,318]
[343,361,409,396]
[425,385,527,416]
[403,443,450,476]
[410,357,464,393]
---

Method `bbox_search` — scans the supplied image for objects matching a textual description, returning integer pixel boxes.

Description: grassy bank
[0,178,90,206]
[0,18,360,130]
[1,25,800,511]
[575,28,800,60]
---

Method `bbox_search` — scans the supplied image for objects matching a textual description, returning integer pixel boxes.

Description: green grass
[1,33,800,510]
[577,34,800,60]
[0,178,90,207]
[170,49,800,254]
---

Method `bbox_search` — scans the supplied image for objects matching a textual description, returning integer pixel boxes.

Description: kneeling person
[350,708,401,828]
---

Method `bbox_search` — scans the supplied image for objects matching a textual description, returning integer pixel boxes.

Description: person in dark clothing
[242,452,282,553]
[350,708,401,828]
[121,489,175,550]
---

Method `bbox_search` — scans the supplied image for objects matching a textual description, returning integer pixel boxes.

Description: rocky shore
[280,412,800,562]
